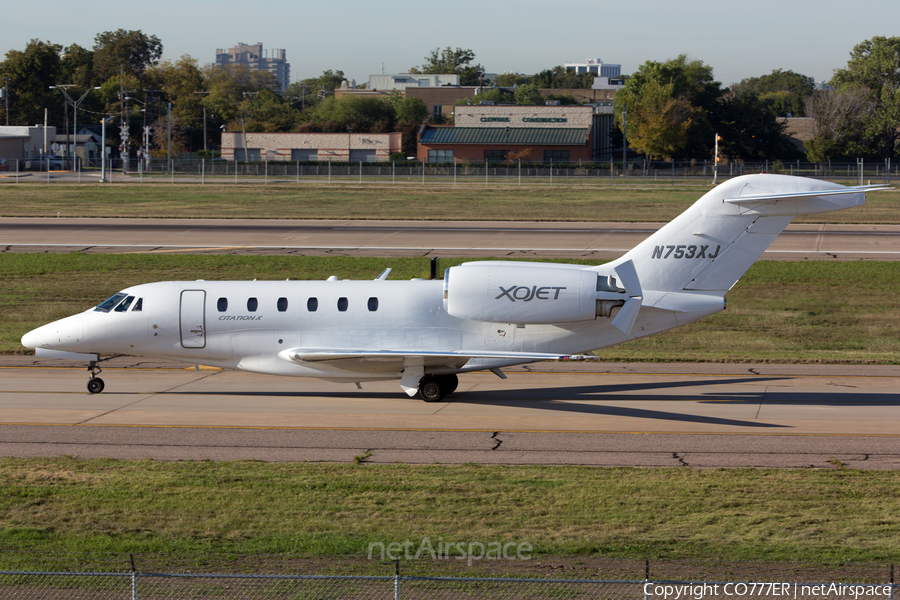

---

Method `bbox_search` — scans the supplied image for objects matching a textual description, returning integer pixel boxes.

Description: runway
[3,216,898,468]
[2,217,899,260]
[1,358,897,468]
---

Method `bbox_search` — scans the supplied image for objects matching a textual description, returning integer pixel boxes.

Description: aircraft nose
[21,314,86,350]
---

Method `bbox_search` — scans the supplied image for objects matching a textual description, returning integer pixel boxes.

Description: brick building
[417,105,594,164]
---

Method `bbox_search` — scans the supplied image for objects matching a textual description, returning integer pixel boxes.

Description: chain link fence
[1,157,896,186]
[0,554,895,600]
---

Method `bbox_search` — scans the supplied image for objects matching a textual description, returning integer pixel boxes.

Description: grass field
[2,254,898,362]
[1,183,897,223]
[1,458,898,562]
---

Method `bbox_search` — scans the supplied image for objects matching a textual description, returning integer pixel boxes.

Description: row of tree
[2,34,898,161]
[615,36,900,162]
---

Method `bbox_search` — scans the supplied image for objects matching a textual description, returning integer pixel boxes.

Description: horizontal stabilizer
[724,186,888,204]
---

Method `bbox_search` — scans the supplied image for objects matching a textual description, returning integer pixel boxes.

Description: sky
[4,0,899,88]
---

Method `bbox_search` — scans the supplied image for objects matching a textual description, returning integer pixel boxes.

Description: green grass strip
[1,183,897,223]
[1,458,898,562]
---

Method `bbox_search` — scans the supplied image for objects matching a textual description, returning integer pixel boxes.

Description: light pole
[50,85,100,169]
[99,116,114,182]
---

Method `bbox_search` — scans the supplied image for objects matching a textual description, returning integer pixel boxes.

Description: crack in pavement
[491,432,502,451]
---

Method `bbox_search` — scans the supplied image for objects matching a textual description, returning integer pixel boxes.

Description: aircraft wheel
[87,378,105,394]
[418,376,445,402]
[438,374,459,395]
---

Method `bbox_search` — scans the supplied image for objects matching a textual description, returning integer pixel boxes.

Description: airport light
[50,85,101,169]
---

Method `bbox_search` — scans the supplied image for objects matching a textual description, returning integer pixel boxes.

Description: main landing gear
[86,360,105,394]
[417,374,458,402]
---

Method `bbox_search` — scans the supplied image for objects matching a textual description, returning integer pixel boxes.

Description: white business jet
[22,174,882,401]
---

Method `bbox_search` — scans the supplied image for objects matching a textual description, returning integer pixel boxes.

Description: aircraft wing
[279,348,597,363]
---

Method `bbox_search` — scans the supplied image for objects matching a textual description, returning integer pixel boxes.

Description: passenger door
[180,290,206,348]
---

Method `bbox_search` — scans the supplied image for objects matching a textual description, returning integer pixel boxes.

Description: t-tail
[588,174,885,335]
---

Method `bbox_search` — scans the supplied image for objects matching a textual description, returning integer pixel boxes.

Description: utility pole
[118,68,136,174]
[167,102,172,173]
[240,91,259,162]
[622,103,627,179]
[194,91,210,152]
[1,75,9,126]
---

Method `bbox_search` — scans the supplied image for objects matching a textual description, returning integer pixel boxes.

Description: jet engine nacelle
[444,262,603,324]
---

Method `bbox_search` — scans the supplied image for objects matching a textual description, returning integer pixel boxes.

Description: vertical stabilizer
[594,174,869,294]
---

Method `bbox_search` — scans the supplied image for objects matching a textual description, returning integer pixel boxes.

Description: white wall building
[565,59,621,79]
[221,131,402,162]
[367,73,460,91]
[0,125,56,159]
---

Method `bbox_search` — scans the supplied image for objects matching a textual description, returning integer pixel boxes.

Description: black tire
[87,378,105,394]
[418,376,445,402]
[438,374,459,395]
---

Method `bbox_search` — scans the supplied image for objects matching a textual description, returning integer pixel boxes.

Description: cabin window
[247,297,258,312]
[217,298,228,312]
[132,298,143,312]
[95,292,127,313]
[337,297,348,312]
[367,297,379,312]
[307,297,318,312]
[114,296,135,312]
[277,297,288,312]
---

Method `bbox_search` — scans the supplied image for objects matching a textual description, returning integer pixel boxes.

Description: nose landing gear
[87,360,105,394]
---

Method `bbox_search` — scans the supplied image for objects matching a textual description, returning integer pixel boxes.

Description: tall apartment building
[214,42,290,92]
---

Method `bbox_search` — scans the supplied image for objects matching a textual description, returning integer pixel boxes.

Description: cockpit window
[114,296,135,312]
[132,298,143,312]
[95,292,128,313]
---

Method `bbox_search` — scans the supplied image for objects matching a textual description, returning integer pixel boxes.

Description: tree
[59,44,96,89]
[514,82,544,105]
[93,29,163,81]
[614,55,720,159]
[285,70,345,111]
[0,39,64,126]
[298,95,395,133]
[411,47,486,86]
[203,64,278,126]
[715,90,796,160]
[832,36,900,159]
[804,88,872,162]
[457,88,515,105]
[234,89,301,133]
[531,66,595,89]
[732,69,815,117]
[492,73,529,88]
[619,79,698,160]
[394,96,428,124]
[143,56,205,121]
[545,93,580,105]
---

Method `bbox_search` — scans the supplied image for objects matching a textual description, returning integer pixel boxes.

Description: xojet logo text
[496,285,566,302]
